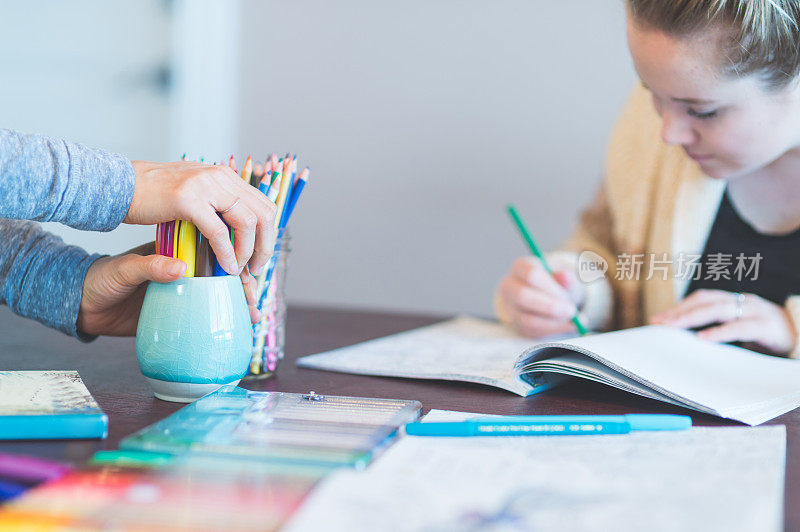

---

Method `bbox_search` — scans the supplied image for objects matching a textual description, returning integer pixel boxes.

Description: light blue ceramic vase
[136,275,252,403]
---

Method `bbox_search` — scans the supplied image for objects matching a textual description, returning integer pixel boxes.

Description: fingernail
[169,261,186,277]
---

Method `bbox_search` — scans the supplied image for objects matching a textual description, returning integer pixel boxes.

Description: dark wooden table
[1,305,798,529]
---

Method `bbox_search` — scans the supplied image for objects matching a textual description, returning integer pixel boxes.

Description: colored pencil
[177,220,197,277]
[172,221,181,259]
[273,165,293,228]
[163,221,175,259]
[266,160,285,203]
[285,167,309,221]
[241,155,253,183]
[195,232,214,277]
[251,162,264,188]
[264,156,274,178]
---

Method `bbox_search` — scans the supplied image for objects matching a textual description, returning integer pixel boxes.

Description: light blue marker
[404,414,691,437]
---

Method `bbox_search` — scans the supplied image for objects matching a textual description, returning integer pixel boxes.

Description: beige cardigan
[497,83,800,357]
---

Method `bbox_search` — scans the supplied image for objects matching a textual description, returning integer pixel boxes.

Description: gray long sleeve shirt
[0,129,135,337]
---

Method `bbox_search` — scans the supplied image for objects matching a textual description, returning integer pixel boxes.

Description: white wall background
[0,0,174,255]
[238,0,636,316]
[0,0,240,256]
[1,0,636,318]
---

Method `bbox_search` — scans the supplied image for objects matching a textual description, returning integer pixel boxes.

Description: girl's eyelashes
[688,108,718,120]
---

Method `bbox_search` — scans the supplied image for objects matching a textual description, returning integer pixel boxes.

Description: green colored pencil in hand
[506,204,588,335]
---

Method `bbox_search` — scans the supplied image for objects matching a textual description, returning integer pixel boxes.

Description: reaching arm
[0,128,135,230]
[0,219,99,338]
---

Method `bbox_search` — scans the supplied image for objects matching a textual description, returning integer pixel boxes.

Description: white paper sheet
[285,410,786,532]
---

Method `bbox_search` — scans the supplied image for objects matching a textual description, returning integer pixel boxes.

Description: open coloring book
[297,316,800,425]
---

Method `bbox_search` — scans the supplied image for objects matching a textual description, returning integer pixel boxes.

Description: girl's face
[626,17,800,180]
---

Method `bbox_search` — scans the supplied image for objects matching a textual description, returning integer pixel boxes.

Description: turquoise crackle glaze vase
[136,275,252,403]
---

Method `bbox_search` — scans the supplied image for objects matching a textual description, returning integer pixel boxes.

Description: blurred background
[0,0,635,317]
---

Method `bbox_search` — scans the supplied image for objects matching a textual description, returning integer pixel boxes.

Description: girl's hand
[650,289,798,356]
[125,161,278,277]
[496,257,584,338]
[77,243,261,337]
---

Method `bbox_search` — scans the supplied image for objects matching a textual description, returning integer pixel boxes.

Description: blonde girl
[496,0,800,357]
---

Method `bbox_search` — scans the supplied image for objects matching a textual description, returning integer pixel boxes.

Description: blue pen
[404,414,691,437]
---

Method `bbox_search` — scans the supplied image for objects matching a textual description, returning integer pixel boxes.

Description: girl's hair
[628,0,800,89]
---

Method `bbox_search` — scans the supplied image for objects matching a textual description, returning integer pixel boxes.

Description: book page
[285,409,785,532]
[297,316,541,396]
[521,326,800,425]
[528,353,690,408]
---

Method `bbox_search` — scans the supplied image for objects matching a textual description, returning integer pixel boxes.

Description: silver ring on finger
[219,197,240,214]
[734,292,745,320]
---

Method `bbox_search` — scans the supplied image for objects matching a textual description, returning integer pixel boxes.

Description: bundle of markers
[156,153,309,375]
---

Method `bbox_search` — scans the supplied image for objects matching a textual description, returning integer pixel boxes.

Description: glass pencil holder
[245,228,291,380]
